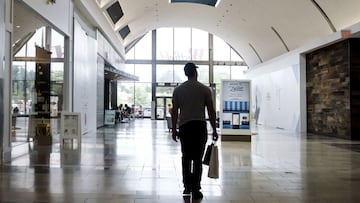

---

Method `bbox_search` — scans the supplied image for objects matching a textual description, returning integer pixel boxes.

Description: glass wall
[174,28,191,60]
[11,61,35,115]
[192,29,208,60]
[156,28,173,60]
[122,27,248,117]
[119,63,152,116]
[134,33,152,60]
[12,27,65,117]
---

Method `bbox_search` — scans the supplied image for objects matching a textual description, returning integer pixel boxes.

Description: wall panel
[251,65,300,131]
[73,18,97,135]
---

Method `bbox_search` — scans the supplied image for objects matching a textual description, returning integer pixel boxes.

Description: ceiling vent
[106,1,124,24]
[170,0,219,7]
[119,25,130,39]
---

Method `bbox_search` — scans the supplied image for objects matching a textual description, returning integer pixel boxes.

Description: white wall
[0,0,4,79]
[23,0,72,36]
[0,0,13,162]
[246,21,360,132]
[97,32,125,71]
[0,0,5,157]
[96,55,105,128]
[73,18,97,135]
[251,64,300,131]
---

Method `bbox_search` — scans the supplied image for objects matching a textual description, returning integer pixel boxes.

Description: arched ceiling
[85,0,360,68]
[18,0,360,68]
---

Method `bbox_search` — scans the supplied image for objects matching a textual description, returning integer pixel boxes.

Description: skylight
[170,0,221,7]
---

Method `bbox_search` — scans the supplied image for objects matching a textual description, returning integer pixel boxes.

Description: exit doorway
[156,97,172,120]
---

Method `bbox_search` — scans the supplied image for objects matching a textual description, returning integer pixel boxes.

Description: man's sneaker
[183,189,191,196]
[192,191,203,200]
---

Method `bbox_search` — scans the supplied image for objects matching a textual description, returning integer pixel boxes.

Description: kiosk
[220,80,251,141]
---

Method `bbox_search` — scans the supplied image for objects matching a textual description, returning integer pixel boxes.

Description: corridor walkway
[1,119,360,202]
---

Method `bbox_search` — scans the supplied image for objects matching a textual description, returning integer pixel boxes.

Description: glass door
[156,97,172,120]
[156,97,165,120]
[165,97,172,118]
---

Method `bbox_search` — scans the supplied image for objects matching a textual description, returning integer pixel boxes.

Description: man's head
[184,62,198,78]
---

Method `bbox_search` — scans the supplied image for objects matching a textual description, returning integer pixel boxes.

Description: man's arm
[171,99,179,142]
[206,98,218,141]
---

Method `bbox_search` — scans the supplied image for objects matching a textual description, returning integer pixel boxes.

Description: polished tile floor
[2,118,360,202]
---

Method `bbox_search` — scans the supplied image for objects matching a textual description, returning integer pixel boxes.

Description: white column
[299,54,307,133]
[0,0,14,163]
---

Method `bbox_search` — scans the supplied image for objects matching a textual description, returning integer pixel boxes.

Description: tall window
[51,29,65,58]
[192,29,208,60]
[174,28,191,60]
[213,35,230,61]
[134,33,152,60]
[119,58,152,110]
[157,28,174,60]
[124,27,248,114]
[156,64,174,83]
[12,61,35,115]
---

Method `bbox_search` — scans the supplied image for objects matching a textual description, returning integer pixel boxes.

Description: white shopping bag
[208,144,219,179]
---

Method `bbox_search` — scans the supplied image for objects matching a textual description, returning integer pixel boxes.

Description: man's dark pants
[179,120,208,191]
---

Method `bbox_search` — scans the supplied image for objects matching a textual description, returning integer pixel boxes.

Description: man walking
[171,62,218,200]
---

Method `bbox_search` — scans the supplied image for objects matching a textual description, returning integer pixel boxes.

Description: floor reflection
[2,119,360,202]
